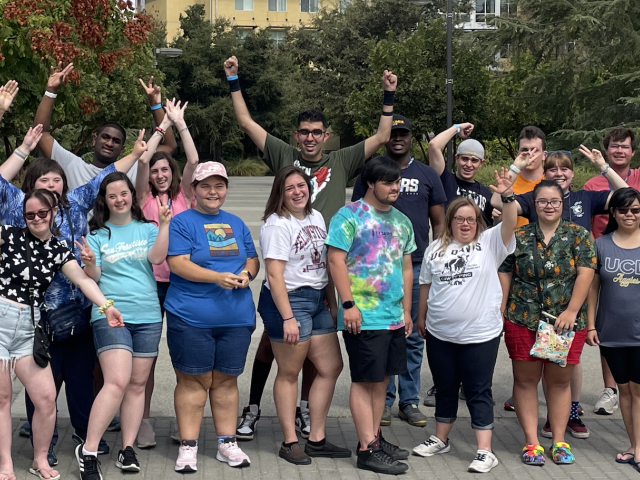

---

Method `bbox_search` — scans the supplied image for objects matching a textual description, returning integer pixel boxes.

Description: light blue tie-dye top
[325,199,416,330]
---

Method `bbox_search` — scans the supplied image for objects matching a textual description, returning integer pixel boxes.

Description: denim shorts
[166,310,253,376]
[0,297,38,364]
[92,318,162,357]
[257,284,335,343]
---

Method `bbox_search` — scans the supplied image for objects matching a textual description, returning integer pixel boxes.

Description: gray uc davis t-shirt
[595,233,640,347]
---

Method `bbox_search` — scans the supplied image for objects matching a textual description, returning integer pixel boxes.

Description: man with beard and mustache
[327,156,416,475]
[351,115,446,428]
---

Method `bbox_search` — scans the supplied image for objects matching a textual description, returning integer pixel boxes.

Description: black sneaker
[72,433,110,455]
[116,446,141,472]
[47,443,58,467]
[357,439,409,475]
[75,443,103,480]
[236,405,260,441]
[379,431,410,460]
[305,439,352,458]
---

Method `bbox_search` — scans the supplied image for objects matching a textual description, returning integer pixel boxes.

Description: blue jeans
[386,262,423,408]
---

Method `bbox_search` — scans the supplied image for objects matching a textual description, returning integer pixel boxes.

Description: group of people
[0,53,637,480]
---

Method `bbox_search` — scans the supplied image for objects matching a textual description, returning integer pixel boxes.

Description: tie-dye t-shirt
[325,200,416,330]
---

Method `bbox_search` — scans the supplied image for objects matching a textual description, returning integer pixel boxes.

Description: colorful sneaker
[76,443,103,480]
[594,387,619,415]
[295,407,311,439]
[381,405,392,426]
[175,442,198,472]
[504,396,515,412]
[136,419,157,449]
[413,435,450,457]
[540,420,552,438]
[216,438,251,468]
[550,442,574,464]
[398,404,427,427]
[567,417,590,439]
[468,450,499,473]
[522,444,545,466]
[236,405,260,441]
[115,446,140,472]
[423,386,436,407]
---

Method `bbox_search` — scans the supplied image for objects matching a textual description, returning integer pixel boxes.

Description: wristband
[501,194,516,203]
[241,270,253,281]
[600,163,611,176]
[382,111,393,117]
[383,90,395,106]
[226,75,239,81]
[13,149,27,160]
[150,104,162,111]
[179,126,189,134]
[509,164,521,175]
[44,90,57,99]
[454,124,460,134]
[587,328,597,332]
[228,77,240,93]
[98,299,114,316]
[155,126,166,136]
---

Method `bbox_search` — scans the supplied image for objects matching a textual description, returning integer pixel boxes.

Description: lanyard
[609,169,632,191]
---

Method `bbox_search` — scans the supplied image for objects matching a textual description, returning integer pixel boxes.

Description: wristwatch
[342,300,355,309]
[241,270,253,281]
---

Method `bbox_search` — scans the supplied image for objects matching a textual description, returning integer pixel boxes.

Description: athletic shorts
[342,327,406,383]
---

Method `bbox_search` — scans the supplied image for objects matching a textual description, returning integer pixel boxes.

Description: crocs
[522,444,545,466]
[550,442,575,465]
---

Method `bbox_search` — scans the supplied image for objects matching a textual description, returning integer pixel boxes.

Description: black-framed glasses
[617,207,640,215]
[296,129,325,139]
[24,209,52,221]
[609,144,632,151]
[535,199,562,208]
[546,150,573,159]
[453,215,477,225]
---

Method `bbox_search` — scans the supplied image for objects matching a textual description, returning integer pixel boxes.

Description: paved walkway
[8,177,636,478]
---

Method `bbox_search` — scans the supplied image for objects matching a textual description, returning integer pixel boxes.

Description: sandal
[522,444,545,466]
[550,442,575,465]
[632,461,640,474]
[29,468,60,480]
[616,452,635,464]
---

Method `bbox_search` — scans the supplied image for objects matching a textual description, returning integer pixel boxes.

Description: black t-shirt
[351,159,447,263]
[440,169,494,226]
[517,189,610,232]
[0,225,73,305]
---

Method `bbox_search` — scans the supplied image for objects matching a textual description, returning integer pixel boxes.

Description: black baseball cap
[391,114,412,132]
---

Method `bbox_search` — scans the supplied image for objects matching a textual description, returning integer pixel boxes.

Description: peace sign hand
[47,62,74,93]
[138,76,162,105]
[513,149,535,172]
[157,196,172,226]
[74,236,96,265]
[132,129,148,158]
[579,144,607,171]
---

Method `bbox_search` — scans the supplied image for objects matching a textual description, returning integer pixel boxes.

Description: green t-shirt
[263,134,366,225]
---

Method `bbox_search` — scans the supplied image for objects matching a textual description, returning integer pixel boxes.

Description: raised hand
[458,122,474,139]
[157,196,172,226]
[47,62,74,93]
[105,306,125,328]
[382,70,398,92]
[0,80,19,113]
[165,98,188,128]
[138,76,162,105]
[224,56,239,77]
[579,144,607,171]
[74,236,96,265]
[489,167,515,196]
[132,129,148,158]
[20,125,44,153]
[513,149,535,171]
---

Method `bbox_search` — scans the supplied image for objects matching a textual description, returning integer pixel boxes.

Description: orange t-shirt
[513,174,544,227]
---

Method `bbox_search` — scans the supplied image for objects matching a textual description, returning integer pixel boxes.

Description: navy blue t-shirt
[351,158,447,263]
[440,169,494,226]
[516,189,610,232]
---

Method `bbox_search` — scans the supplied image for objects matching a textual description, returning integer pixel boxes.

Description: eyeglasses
[453,215,477,225]
[616,207,640,215]
[24,209,51,221]
[296,129,325,139]
[609,144,632,151]
[546,150,573,159]
[535,199,562,208]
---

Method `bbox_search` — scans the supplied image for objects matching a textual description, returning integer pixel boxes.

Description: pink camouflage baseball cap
[192,161,228,183]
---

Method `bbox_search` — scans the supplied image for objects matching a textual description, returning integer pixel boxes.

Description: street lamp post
[153,48,183,66]
[445,0,454,170]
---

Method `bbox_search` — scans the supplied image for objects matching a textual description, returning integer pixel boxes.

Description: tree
[0,0,158,156]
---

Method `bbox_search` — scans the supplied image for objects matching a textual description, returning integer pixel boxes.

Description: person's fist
[224,56,239,77]
[382,70,397,92]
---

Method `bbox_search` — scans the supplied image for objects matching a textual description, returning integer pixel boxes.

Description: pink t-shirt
[583,168,640,238]
[142,188,192,282]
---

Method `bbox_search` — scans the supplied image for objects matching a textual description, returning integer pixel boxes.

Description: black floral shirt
[499,219,596,331]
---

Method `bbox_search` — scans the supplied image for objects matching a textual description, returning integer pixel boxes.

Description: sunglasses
[546,150,573,159]
[24,208,52,221]
[616,207,640,215]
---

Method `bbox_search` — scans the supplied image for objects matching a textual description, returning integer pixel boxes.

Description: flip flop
[28,468,60,480]
[616,452,635,464]
[632,460,640,473]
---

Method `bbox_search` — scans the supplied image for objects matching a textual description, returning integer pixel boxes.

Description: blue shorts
[0,298,37,362]
[257,284,335,343]
[92,319,162,358]
[166,311,253,376]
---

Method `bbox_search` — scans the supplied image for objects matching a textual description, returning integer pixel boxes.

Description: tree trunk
[416,137,428,165]
[3,136,13,159]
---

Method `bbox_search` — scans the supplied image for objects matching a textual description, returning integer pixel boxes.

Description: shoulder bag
[24,233,51,368]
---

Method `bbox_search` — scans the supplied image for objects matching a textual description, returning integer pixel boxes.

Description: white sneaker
[413,435,450,457]
[594,387,619,415]
[216,439,251,467]
[468,450,498,473]
[136,419,156,449]
[175,444,198,472]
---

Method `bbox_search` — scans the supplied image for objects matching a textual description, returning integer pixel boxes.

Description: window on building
[475,0,495,23]
[269,0,286,11]
[269,30,286,45]
[501,1,516,18]
[235,0,253,11]
[301,0,319,13]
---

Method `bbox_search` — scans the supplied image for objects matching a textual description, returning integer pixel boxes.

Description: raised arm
[164,99,199,205]
[147,199,171,264]
[113,129,148,176]
[427,123,474,176]
[33,62,74,158]
[0,80,19,125]
[579,145,628,207]
[224,56,268,152]
[135,113,173,205]
[0,125,43,181]
[138,76,177,154]
[363,71,397,159]
[489,167,519,246]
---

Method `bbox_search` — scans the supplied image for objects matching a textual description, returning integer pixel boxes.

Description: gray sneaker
[381,405,392,426]
[594,387,619,415]
[423,386,436,407]
[398,404,427,427]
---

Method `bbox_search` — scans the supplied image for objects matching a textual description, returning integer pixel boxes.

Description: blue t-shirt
[0,163,116,311]
[164,209,257,328]
[325,200,416,331]
[351,158,446,263]
[440,169,494,226]
[87,220,160,324]
[517,189,609,232]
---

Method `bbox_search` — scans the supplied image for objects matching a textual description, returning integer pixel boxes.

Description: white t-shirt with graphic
[420,225,515,344]
[260,209,328,291]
